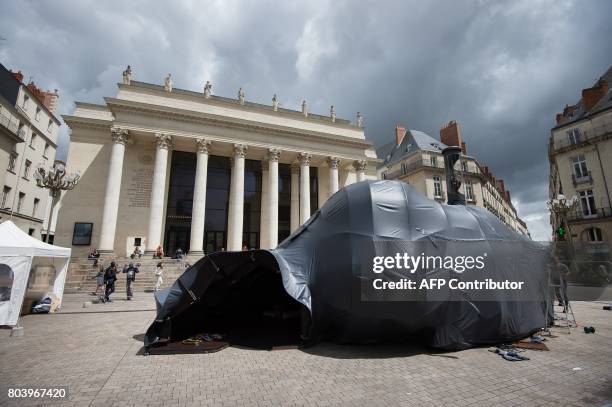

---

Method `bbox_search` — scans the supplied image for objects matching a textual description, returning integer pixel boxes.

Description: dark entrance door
[205,231,226,253]
[165,225,190,257]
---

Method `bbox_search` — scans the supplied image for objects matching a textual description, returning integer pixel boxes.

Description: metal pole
[44,190,57,243]
[9,135,28,220]
[594,143,612,209]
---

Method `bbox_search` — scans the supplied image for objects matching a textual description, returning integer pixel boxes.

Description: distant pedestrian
[104,261,118,302]
[155,262,163,291]
[91,261,105,296]
[551,256,570,311]
[122,262,140,300]
[242,241,249,251]
[154,245,164,259]
[130,246,142,259]
[175,247,184,260]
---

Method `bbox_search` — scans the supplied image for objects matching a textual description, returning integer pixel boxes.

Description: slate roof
[554,65,612,128]
[376,128,446,168]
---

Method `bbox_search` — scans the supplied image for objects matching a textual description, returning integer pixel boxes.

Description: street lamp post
[547,194,578,260]
[34,160,80,243]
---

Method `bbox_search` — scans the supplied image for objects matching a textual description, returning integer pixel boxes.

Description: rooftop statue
[203,81,212,98]
[122,65,132,85]
[164,74,173,92]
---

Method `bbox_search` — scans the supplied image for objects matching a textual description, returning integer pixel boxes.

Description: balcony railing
[0,110,24,141]
[572,171,593,187]
[567,206,612,222]
[553,121,612,151]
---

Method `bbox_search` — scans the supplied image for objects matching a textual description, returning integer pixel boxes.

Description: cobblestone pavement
[0,295,610,406]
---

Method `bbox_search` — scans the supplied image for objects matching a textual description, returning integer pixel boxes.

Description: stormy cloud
[1,0,611,240]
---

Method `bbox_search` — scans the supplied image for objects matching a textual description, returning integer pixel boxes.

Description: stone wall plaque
[127,167,153,208]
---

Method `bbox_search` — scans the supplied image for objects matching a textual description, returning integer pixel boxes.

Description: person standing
[155,262,164,291]
[91,261,105,296]
[122,262,140,300]
[551,256,571,311]
[104,261,118,302]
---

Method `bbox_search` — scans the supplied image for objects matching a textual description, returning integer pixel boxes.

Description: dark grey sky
[1,0,611,240]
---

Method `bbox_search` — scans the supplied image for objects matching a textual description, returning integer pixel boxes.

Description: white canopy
[0,220,71,257]
[0,221,71,326]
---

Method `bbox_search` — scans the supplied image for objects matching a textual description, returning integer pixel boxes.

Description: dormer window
[567,128,581,145]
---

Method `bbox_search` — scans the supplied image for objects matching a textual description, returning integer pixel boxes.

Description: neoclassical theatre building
[55,75,378,257]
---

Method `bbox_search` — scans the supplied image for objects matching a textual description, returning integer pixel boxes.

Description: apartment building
[377,121,529,236]
[549,66,611,252]
[0,64,61,240]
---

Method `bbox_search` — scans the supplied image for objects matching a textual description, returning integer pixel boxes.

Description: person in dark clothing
[122,262,140,300]
[104,262,118,302]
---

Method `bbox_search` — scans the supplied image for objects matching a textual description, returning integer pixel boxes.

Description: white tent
[0,220,71,326]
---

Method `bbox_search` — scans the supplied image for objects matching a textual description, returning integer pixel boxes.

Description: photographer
[122,262,140,300]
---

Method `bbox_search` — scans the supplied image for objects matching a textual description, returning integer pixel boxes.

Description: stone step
[64,256,190,293]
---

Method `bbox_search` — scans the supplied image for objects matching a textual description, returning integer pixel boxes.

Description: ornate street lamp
[547,194,578,258]
[34,160,80,243]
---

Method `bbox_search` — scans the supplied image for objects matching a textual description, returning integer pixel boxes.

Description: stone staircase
[64,257,195,294]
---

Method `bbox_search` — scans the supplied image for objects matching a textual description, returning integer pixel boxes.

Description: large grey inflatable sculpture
[145,181,548,350]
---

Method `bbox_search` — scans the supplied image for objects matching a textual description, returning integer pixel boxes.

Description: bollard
[10,326,24,337]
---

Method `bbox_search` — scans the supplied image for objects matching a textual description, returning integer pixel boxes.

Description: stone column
[99,128,129,253]
[328,157,340,197]
[146,133,172,253]
[290,163,300,232]
[259,160,269,249]
[189,138,211,255]
[354,160,367,182]
[267,148,280,248]
[227,144,247,251]
[298,153,311,224]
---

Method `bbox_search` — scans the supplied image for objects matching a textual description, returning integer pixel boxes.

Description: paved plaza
[0,295,610,406]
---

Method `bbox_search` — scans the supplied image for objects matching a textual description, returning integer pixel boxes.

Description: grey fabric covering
[145,180,548,350]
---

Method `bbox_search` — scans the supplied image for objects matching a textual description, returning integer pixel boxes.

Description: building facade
[0,64,61,240]
[56,73,378,257]
[549,66,612,253]
[377,121,529,236]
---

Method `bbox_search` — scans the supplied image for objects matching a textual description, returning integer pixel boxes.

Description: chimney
[26,81,46,102]
[582,79,608,111]
[496,179,506,194]
[395,125,406,145]
[555,113,564,124]
[460,141,467,155]
[505,191,511,202]
[11,70,23,83]
[42,89,59,113]
[440,120,463,147]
